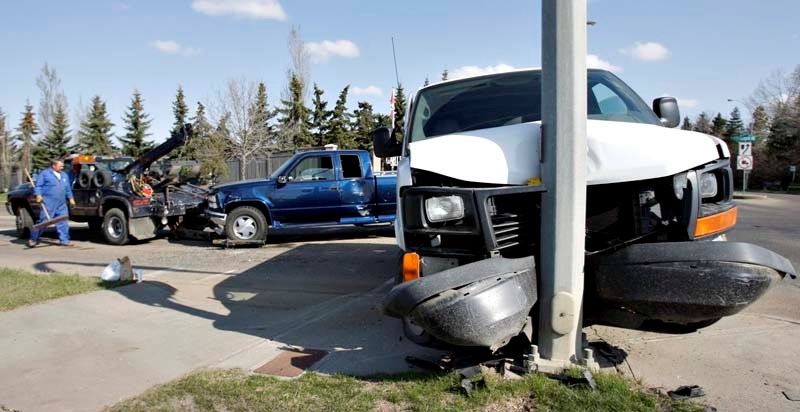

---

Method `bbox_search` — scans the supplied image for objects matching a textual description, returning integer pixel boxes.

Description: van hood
[407,120,727,185]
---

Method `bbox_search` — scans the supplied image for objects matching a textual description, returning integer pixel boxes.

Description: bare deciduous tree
[286,25,310,101]
[36,63,68,138]
[213,78,272,180]
[747,68,800,117]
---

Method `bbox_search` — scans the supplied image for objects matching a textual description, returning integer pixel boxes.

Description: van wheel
[14,207,33,238]
[225,206,267,241]
[102,208,129,245]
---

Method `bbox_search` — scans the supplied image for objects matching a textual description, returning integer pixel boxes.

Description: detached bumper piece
[586,242,796,331]
[384,256,536,350]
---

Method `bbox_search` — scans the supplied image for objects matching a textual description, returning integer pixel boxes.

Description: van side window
[341,154,363,179]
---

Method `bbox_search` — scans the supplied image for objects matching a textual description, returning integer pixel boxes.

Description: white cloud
[304,40,360,63]
[352,86,383,96]
[450,64,515,80]
[620,42,670,62]
[152,40,199,57]
[191,0,286,20]
[587,54,622,72]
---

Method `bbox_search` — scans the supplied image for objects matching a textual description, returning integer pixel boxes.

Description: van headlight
[673,173,689,200]
[699,173,718,198]
[425,195,465,222]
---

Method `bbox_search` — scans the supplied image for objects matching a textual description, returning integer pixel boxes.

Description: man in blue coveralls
[29,159,75,247]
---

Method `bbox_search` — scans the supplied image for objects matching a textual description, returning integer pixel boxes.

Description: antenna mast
[391,37,400,87]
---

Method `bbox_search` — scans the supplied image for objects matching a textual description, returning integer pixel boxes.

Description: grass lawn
[107,368,703,412]
[0,267,118,311]
[0,192,7,203]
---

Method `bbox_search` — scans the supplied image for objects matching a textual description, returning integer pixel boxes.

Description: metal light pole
[537,0,590,370]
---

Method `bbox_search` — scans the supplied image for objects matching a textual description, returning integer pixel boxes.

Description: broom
[24,169,70,231]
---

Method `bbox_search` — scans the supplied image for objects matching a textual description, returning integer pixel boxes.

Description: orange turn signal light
[694,207,737,238]
[402,252,421,283]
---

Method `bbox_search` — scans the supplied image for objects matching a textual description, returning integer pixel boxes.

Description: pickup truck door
[270,154,341,223]
[337,153,375,217]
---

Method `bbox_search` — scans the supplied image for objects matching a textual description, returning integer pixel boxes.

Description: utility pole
[536,0,593,370]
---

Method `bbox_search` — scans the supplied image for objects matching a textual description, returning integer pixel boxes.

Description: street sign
[739,142,753,156]
[732,135,757,142]
[737,155,753,170]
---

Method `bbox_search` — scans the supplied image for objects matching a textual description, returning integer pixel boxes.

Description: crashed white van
[374,68,796,351]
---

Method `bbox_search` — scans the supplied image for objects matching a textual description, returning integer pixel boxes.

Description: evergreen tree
[35,99,72,169]
[681,116,693,131]
[441,69,449,81]
[328,86,354,148]
[16,102,38,173]
[710,112,727,138]
[309,84,331,147]
[751,105,769,144]
[192,102,228,180]
[0,107,15,191]
[392,84,407,143]
[352,101,377,150]
[423,77,430,87]
[725,107,745,139]
[171,86,189,138]
[78,96,115,155]
[119,90,154,157]
[693,112,712,134]
[249,82,276,150]
[766,104,794,160]
[277,74,311,149]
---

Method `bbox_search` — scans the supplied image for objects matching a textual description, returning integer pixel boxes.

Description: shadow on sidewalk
[110,241,445,376]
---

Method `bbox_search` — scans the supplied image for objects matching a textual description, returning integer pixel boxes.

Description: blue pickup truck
[206,149,397,242]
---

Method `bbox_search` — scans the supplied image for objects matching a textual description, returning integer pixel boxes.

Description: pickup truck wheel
[102,208,129,245]
[14,207,33,238]
[225,206,267,241]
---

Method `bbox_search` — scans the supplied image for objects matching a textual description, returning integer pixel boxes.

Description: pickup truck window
[409,69,661,142]
[289,155,335,181]
[341,154,363,179]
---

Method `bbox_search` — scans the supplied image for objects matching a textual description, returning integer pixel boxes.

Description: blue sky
[1,0,799,143]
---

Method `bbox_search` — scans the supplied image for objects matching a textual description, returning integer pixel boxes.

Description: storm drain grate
[254,348,328,377]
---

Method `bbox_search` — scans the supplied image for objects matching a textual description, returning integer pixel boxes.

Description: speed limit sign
[737,155,753,170]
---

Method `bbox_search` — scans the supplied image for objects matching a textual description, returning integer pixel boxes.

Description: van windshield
[408,70,661,143]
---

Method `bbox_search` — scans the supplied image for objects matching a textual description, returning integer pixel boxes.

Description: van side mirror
[372,126,402,158]
[653,97,680,128]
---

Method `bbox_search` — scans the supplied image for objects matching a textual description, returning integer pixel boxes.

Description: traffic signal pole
[535,0,594,371]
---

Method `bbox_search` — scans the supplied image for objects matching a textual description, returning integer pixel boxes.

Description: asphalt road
[728,193,800,319]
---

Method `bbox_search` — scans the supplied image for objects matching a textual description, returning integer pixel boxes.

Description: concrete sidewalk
[0,245,439,412]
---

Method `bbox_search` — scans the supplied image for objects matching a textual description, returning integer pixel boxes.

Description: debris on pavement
[547,369,598,391]
[455,366,487,397]
[405,355,447,372]
[668,385,706,400]
[100,256,141,283]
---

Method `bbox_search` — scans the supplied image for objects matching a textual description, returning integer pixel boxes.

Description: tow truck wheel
[14,207,33,238]
[102,208,130,245]
[225,206,267,241]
